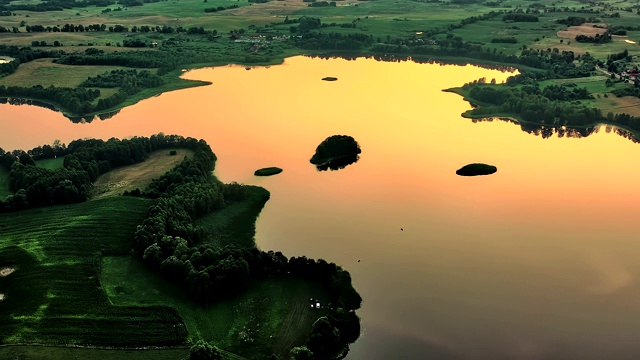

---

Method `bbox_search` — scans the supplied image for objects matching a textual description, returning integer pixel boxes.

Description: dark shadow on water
[316,154,359,171]
[0,97,120,123]
[471,117,640,144]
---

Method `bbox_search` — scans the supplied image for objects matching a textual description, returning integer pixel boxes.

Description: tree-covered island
[310,135,361,169]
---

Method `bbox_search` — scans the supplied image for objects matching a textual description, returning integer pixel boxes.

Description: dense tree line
[0,45,65,77]
[0,134,207,211]
[462,82,640,136]
[555,16,590,26]
[0,0,114,12]
[0,85,100,114]
[575,32,611,43]
[371,41,594,78]
[54,47,211,74]
[308,1,336,7]
[466,83,602,125]
[80,69,164,89]
[203,4,238,12]
[502,13,539,22]
[539,84,592,101]
[491,37,517,44]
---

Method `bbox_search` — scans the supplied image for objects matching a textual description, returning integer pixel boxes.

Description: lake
[3,56,640,360]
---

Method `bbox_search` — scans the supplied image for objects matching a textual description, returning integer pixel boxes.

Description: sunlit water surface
[3,56,640,360]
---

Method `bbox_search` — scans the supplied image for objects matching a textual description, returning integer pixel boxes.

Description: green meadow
[102,256,326,359]
[34,156,65,170]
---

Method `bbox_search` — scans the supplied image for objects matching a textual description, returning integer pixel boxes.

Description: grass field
[34,157,65,170]
[195,185,270,249]
[0,197,190,347]
[537,76,640,117]
[92,149,193,199]
[103,256,326,359]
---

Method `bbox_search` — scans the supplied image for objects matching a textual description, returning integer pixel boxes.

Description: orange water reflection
[3,56,640,359]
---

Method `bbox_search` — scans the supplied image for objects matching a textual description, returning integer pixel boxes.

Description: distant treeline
[491,37,517,44]
[0,85,100,114]
[371,41,596,79]
[308,1,337,7]
[23,23,216,35]
[0,67,164,115]
[461,80,640,134]
[575,32,611,43]
[0,0,114,12]
[502,13,539,22]
[203,4,238,12]
[0,0,166,12]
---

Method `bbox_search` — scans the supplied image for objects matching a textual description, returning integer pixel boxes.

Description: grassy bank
[195,185,270,250]
[102,256,326,359]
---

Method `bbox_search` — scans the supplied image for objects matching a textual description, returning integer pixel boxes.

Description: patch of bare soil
[606,96,640,117]
[557,23,608,39]
[0,267,15,277]
[91,149,193,199]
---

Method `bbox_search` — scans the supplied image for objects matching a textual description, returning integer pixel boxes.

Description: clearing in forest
[557,23,608,39]
[92,149,193,199]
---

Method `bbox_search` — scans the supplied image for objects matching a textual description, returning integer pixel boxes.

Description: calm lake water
[4,56,640,360]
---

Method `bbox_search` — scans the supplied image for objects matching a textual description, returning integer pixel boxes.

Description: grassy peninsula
[310,135,361,166]
[0,134,361,360]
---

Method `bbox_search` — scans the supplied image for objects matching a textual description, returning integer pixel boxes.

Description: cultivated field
[92,148,193,199]
[0,197,189,347]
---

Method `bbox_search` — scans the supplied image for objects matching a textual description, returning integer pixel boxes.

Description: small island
[254,167,283,176]
[322,77,338,81]
[456,163,497,176]
[310,135,361,170]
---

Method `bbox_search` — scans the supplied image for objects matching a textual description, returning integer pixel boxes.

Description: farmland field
[0,197,189,347]
[92,148,193,199]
